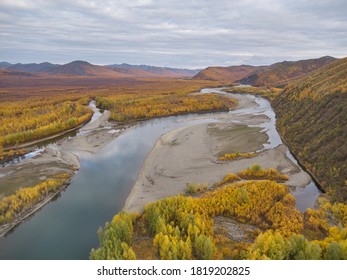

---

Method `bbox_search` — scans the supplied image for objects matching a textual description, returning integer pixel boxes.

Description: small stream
[0,89,320,259]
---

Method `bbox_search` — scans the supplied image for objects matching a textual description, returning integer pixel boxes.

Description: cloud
[0,0,346,67]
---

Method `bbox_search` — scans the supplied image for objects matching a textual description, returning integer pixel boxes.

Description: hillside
[273,57,347,201]
[192,65,263,82]
[240,56,336,87]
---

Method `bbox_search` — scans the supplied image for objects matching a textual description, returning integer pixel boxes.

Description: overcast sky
[1,0,346,68]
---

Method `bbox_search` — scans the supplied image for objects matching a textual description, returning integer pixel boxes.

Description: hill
[8,62,59,73]
[45,60,125,77]
[193,56,336,86]
[273,57,347,201]
[0,62,12,69]
[107,63,199,77]
[239,56,336,87]
[192,65,264,82]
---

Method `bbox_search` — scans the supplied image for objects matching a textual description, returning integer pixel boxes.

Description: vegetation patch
[218,152,256,161]
[236,164,289,182]
[186,182,208,195]
[96,93,236,122]
[0,96,92,157]
[0,173,71,225]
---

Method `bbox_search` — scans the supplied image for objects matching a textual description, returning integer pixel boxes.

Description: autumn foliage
[96,92,236,122]
[0,78,232,160]
[218,152,256,161]
[0,96,92,150]
[273,57,347,202]
[90,164,347,260]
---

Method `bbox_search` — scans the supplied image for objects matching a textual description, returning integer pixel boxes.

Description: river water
[0,88,320,259]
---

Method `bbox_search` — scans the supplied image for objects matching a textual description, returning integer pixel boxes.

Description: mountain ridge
[0,61,199,78]
[239,56,336,87]
[193,56,337,86]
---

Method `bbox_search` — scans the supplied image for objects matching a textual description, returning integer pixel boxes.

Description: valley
[0,56,346,260]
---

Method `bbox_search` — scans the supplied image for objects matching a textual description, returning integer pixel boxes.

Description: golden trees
[95,93,236,122]
[90,212,137,260]
[0,98,92,149]
[248,231,322,260]
[90,167,307,260]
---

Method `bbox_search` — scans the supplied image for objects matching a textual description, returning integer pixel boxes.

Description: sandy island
[124,94,312,213]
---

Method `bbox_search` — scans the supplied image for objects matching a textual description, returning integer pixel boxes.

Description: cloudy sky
[1,0,346,68]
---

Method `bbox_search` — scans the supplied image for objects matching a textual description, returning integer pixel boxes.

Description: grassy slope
[192,65,261,82]
[273,57,347,201]
[239,56,336,87]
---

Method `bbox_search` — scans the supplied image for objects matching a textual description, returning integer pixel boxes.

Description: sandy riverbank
[124,120,311,213]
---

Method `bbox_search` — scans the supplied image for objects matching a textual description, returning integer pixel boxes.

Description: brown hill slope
[240,56,336,87]
[273,57,347,201]
[46,60,126,77]
[192,65,264,82]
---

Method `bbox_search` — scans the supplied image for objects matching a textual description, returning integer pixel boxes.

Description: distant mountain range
[0,61,200,78]
[193,56,337,87]
[0,56,338,85]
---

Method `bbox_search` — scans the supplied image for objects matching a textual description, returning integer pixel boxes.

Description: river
[0,88,320,259]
